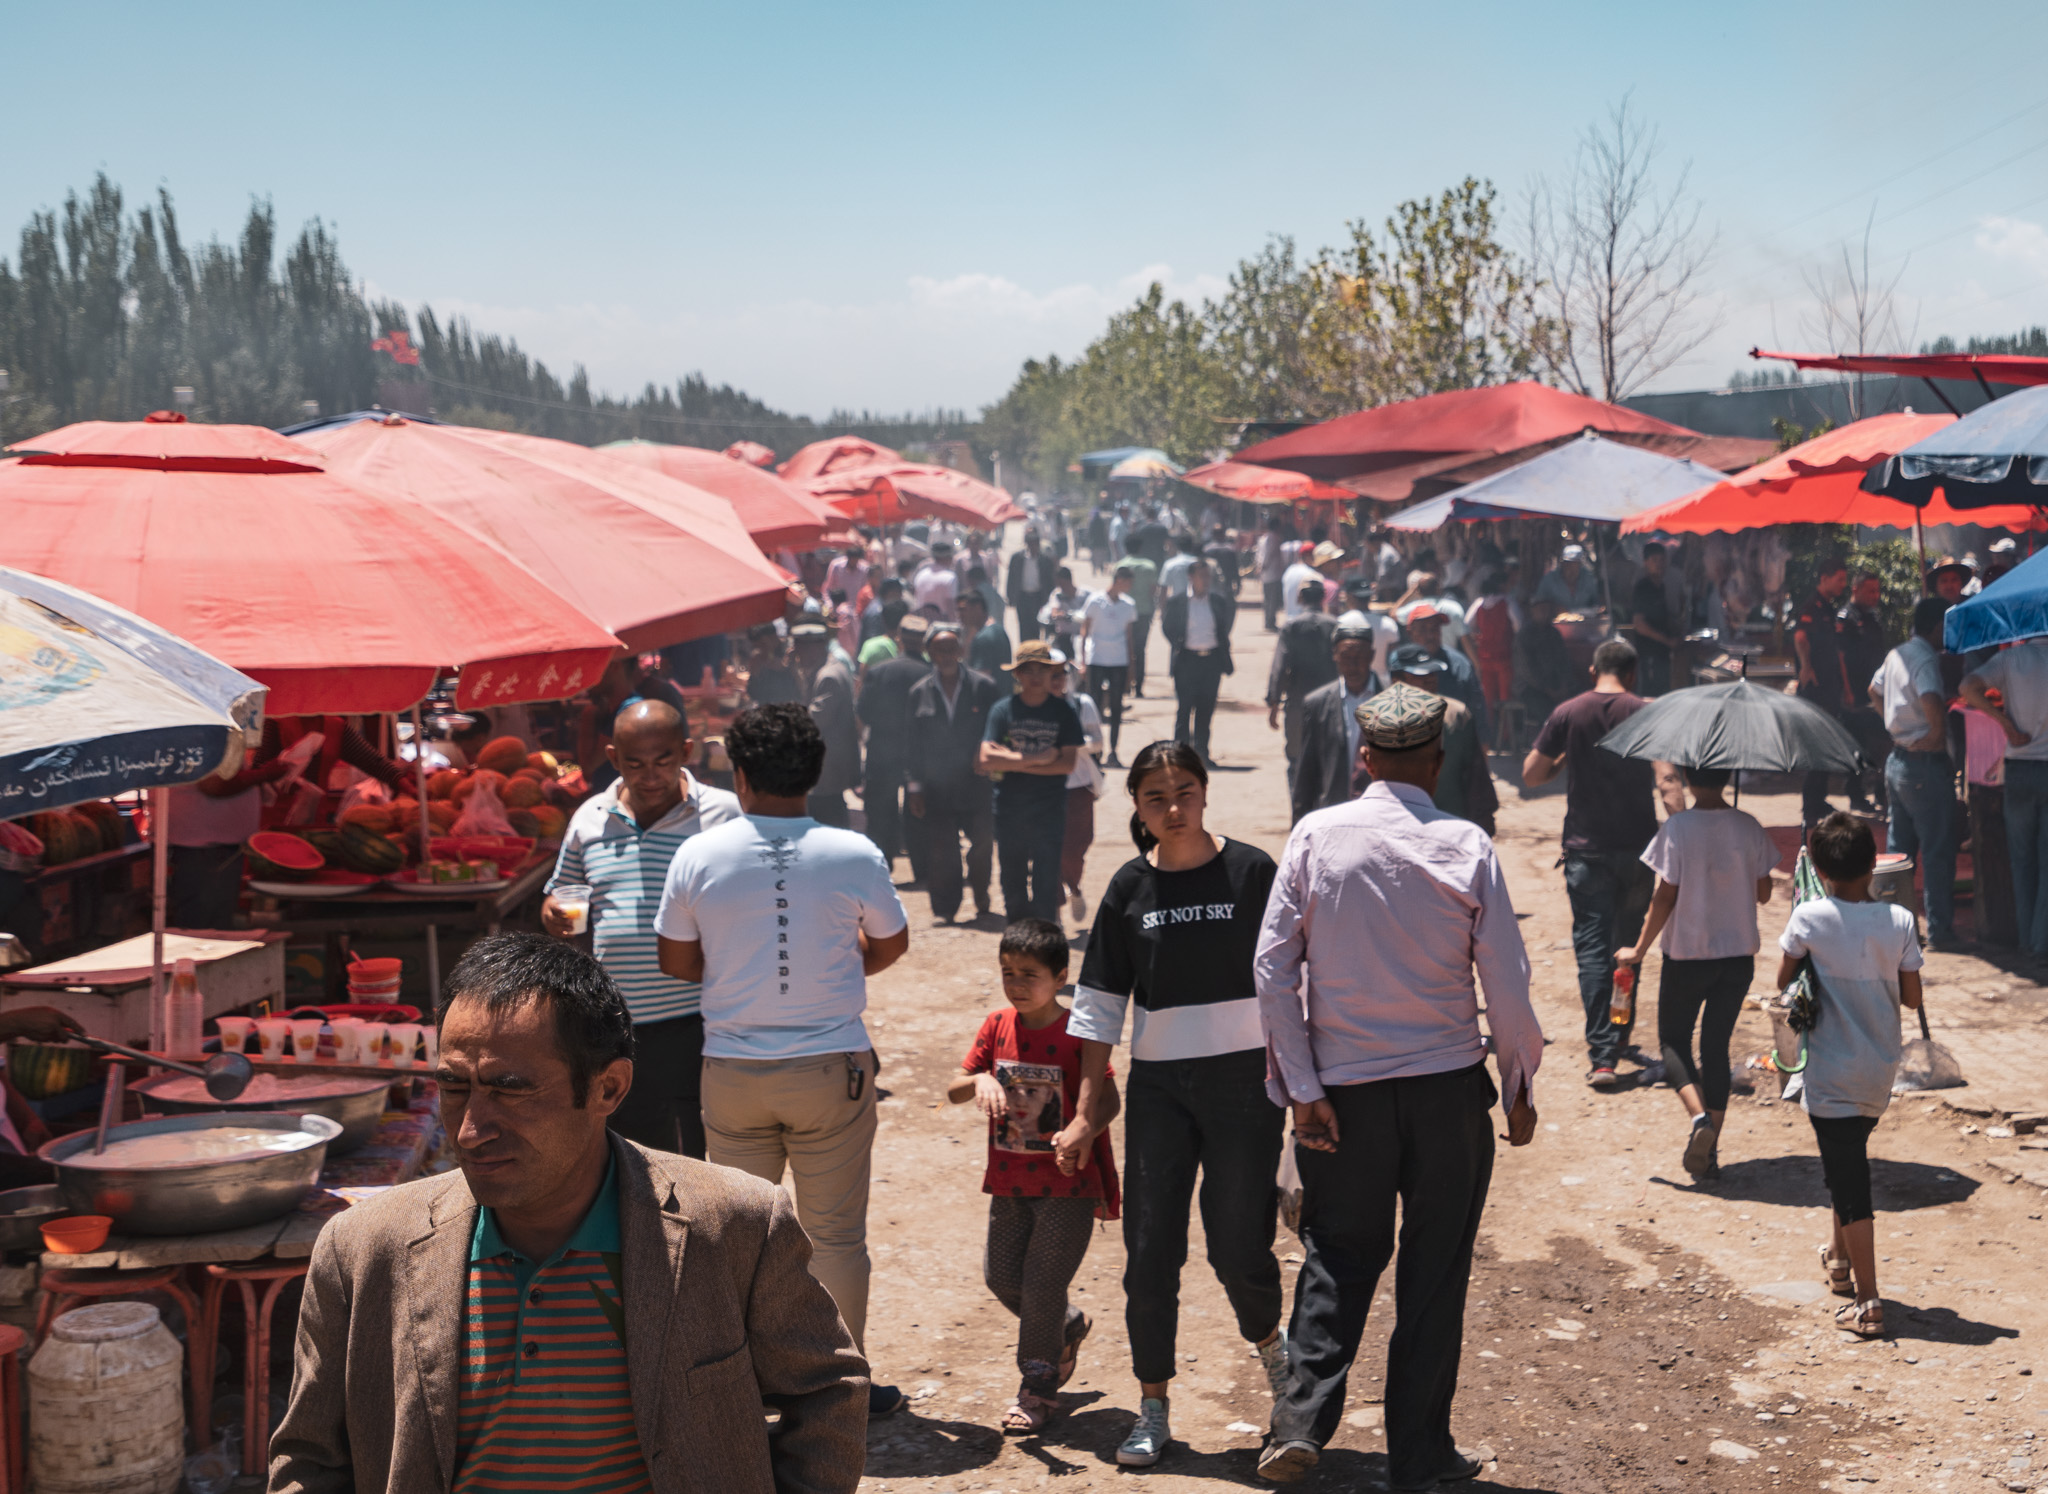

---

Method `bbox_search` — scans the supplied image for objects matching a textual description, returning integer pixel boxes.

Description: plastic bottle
[167,958,204,1061]
[1608,963,1637,1026]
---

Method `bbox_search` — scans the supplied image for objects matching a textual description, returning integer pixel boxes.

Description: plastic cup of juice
[386,1023,421,1070]
[214,1016,256,1053]
[357,1022,389,1066]
[554,884,591,935]
[255,1018,294,1061]
[290,1019,324,1060]
[328,1018,363,1064]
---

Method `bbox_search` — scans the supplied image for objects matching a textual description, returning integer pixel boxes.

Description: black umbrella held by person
[1596,679,1862,790]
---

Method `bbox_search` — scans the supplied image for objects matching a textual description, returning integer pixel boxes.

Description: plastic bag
[1894,1037,1967,1093]
[335,776,392,822]
[451,777,516,837]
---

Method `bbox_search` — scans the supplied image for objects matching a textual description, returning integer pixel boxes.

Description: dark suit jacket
[1160,591,1236,678]
[905,668,1002,808]
[270,1136,867,1494]
[857,653,932,766]
[1291,675,1377,823]
[1005,550,1051,606]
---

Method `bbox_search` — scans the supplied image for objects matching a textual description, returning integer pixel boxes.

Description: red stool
[195,1258,311,1476]
[0,1322,25,1494]
[35,1266,206,1443]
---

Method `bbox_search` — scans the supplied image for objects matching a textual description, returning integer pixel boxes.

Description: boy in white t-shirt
[1775,812,1922,1340]
[1617,765,1780,1180]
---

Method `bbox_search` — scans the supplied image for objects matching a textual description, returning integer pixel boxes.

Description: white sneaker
[1117,1397,1171,1466]
[1256,1328,1291,1398]
[1068,888,1087,923]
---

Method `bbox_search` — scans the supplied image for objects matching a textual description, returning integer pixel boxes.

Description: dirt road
[853,591,2048,1493]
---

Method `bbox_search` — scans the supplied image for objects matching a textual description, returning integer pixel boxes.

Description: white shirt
[1160,553,1197,599]
[1018,554,1042,594]
[1965,640,2048,762]
[1340,678,1379,769]
[1281,562,1323,618]
[1184,594,1219,651]
[1080,592,1137,667]
[1063,690,1104,790]
[1639,807,1781,959]
[1398,596,1466,648]
[1876,635,1946,750]
[1779,897,1921,1119]
[913,566,959,621]
[654,814,908,1059]
[1256,781,1544,1108]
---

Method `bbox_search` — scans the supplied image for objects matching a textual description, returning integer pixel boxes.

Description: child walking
[1617,765,1781,1180]
[1776,812,1923,1339]
[949,918,1121,1432]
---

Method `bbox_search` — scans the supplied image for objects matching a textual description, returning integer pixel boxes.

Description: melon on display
[475,737,531,776]
[246,832,325,881]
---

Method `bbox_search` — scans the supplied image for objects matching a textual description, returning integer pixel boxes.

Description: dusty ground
[853,586,2048,1493]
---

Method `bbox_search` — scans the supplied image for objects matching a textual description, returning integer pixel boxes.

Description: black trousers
[168,843,245,930]
[922,793,993,920]
[863,756,927,881]
[1122,1049,1286,1383]
[607,1014,706,1159]
[1810,1113,1880,1225]
[1274,1063,1497,1489]
[1087,664,1128,755]
[997,800,1066,923]
[1131,610,1155,692]
[1014,591,1049,642]
[1656,954,1750,1111]
[1173,652,1227,757]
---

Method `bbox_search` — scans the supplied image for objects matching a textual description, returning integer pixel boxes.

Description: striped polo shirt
[547,774,742,1024]
[456,1159,651,1493]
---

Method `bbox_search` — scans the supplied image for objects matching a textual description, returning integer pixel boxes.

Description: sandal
[1057,1313,1093,1390]
[1001,1389,1060,1434]
[1835,1298,1884,1339]
[1819,1244,1854,1298]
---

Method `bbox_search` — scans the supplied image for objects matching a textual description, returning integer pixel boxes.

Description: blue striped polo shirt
[546,775,743,1025]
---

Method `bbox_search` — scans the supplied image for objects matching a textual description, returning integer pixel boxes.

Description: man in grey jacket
[271,933,866,1493]
[1289,625,1382,824]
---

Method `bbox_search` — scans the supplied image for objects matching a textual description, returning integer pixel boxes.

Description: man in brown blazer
[271,933,867,1494]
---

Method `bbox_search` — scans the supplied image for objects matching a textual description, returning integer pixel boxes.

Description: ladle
[76,1034,256,1103]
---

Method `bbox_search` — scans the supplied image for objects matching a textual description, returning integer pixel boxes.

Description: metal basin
[0,1186,64,1252]
[39,1112,342,1236]
[130,1073,392,1156]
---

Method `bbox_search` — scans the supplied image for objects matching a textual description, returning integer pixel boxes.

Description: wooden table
[246,859,551,1002]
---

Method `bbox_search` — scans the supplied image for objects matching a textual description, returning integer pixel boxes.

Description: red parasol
[1624,411,2047,535]
[297,418,792,652]
[803,459,1024,529]
[598,438,851,549]
[1749,349,2048,389]
[1179,459,1357,504]
[1234,382,1770,501]
[778,435,902,483]
[0,419,620,715]
[722,440,778,468]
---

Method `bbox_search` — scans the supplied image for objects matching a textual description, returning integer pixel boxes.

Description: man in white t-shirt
[1962,625,2048,957]
[656,701,911,1416]
[1876,597,1960,948]
[913,540,961,621]
[1080,567,1139,764]
[1281,546,1323,621]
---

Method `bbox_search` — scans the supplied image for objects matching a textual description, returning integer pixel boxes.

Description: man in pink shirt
[1253,682,1542,1491]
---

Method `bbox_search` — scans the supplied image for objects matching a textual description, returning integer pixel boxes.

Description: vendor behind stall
[170,715,407,927]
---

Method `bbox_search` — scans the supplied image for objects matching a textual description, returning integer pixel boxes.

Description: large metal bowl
[39,1112,342,1236]
[130,1073,392,1156]
[0,1186,65,1252]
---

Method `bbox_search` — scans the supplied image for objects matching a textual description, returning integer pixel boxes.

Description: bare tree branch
[1528,97,1718,402]
[1800,208,1911,418]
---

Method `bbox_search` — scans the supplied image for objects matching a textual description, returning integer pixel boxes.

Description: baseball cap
[1388,642,1446,676]
[1560,544,1586,563]
[1405,603,1444,623]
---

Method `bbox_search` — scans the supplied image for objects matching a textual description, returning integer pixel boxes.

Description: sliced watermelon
[247,831,325,881]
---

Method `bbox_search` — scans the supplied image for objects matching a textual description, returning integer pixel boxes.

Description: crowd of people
[262,502,2001,1493]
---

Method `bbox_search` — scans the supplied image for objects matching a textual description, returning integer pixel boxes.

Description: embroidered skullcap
[1356,681,1446,749]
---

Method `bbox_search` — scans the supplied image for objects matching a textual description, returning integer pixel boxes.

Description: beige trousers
[702,1049,878,1348]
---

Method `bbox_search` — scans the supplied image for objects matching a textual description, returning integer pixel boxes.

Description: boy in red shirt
[950,918,1120,1433]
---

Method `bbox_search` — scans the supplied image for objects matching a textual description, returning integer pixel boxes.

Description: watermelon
[247,831,325,881]
[337,822,405,875]
[29,811,99,865]
[75,800,124,853]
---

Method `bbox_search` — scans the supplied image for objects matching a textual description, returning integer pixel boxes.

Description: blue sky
[5,0,2045,417]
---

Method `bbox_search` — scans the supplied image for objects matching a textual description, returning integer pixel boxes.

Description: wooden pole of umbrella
[149,787,169,1053]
